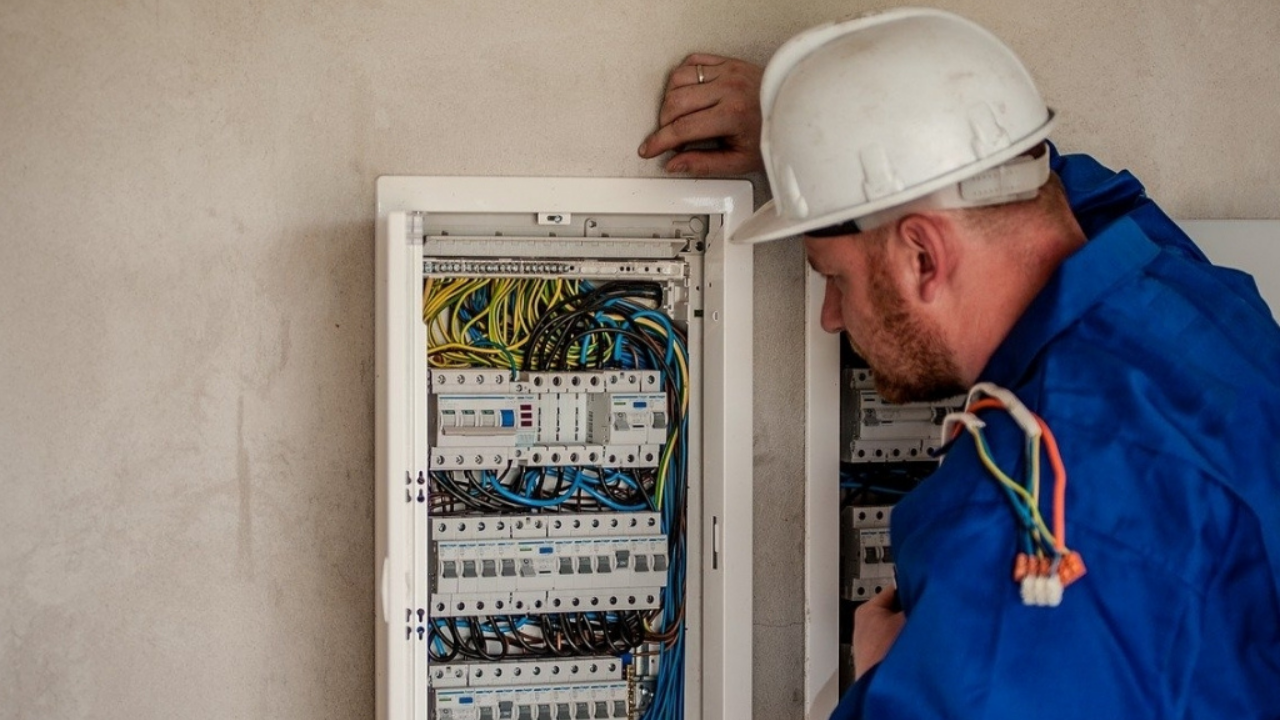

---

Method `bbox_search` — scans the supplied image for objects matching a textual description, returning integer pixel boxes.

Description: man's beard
[859,257,966,404]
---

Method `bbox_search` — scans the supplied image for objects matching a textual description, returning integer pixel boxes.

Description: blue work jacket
[832,148,1280,719]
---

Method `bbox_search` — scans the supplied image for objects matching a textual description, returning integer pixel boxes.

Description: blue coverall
[832,149,1280,719]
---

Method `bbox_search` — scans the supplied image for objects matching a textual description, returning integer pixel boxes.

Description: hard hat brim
[731,112,1057,245]
[729,198,837,245]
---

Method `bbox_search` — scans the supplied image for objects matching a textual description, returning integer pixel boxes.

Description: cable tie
[965,382,1042,438]
[941,411,985,443]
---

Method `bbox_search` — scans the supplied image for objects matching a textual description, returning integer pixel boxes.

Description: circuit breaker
[835,368,961,689]
[376,177,753,720]
[839,369,956,463]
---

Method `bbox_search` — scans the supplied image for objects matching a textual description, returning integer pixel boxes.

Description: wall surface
[1,1,1277,718]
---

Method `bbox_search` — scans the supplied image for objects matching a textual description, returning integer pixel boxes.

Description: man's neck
[951,218,1087,385]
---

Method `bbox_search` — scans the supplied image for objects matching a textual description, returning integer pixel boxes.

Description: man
[640,8,1280,719]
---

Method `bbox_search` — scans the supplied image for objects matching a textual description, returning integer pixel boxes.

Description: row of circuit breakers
[430,368,667,470]
[840,368,961,603]
[430,511,668,617]
[426,367,673,720]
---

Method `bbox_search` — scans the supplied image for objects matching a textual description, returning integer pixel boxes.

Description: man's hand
[638,54,765,176]
[853,587,905,681]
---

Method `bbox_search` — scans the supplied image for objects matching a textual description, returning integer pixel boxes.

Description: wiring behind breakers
[424,277,690,720]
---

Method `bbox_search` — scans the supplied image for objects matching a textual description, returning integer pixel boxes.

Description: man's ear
[891,213,954,304]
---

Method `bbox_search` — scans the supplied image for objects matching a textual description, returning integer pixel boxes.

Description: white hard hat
[732,7,1057,244]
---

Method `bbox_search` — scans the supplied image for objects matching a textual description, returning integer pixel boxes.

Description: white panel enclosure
[377,177,753,720]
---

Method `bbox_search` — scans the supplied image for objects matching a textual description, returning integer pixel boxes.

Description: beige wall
[1,1,1276,718]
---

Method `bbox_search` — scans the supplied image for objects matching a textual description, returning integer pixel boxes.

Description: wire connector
[1019,573,1064,607]
[1012,552,1086,607]
[1057,550,1087,587]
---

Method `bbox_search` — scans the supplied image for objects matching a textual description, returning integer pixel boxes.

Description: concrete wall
[1,1,1276,718]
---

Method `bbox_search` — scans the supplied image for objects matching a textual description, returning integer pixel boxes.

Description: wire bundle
[425,277,585,372]
[424,278,691,718]
[427,612,649,662]
[943,383,1086,608]
[839,463,933,502]
[429,467,656,515]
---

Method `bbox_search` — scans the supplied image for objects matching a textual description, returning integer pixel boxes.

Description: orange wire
[1035,416,1068,552]
[962,397,1069,552]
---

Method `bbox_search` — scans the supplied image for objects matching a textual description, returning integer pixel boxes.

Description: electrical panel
[835,367,960,691]
[376,177,753,720]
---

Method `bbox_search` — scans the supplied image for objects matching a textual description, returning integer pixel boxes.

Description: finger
[658,84,720,129]
[665,149,759,177]
[666,63,722,92]
[641,106,740,158]
[680,53,729,67]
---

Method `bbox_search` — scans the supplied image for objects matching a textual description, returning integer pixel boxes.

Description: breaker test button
[500,409,516,427]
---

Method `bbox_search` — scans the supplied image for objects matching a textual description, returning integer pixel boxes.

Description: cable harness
[942,383,1087,608]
